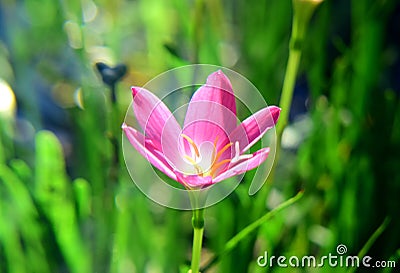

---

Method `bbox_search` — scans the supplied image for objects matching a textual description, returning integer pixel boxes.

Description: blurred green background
[0,0,399,272]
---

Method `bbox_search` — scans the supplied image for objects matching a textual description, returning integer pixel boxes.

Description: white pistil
[231,141,253,164]
[181,134,203,174]
[180,135,253,178]
[181,133,200,160]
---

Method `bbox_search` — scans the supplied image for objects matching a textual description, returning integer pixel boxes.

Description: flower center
[180,134,233,178]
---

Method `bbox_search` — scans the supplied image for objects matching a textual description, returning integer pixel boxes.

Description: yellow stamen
[183,155,203,174]
[180,134,234,178]
[214,142,233,163]
[181,134,200,158]
[211,136,219,162]
[210,158,231,176]
[183,154,197,165]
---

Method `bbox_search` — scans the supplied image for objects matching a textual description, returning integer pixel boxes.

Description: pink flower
[123,70,280,189]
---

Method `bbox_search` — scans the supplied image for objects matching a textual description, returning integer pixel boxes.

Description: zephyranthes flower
[123,70,280,189]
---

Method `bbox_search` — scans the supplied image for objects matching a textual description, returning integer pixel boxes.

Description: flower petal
[174,171,213,188]
[122,124,177,180]
[213,148,270,183]
[131,87,181,151]
[131,86,187,168]
[183,70,237,145]
[229,106,280,153]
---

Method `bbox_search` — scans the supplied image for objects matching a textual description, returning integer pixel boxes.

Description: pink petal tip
[269,106,281,124]
[131,86,140,97]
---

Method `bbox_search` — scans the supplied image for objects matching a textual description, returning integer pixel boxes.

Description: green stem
[276,47,302,141]
[190,208,204,273]
[254,45,302,213]
[276,0,323,150]
[254,7,304,218]
[256,0,322,212]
